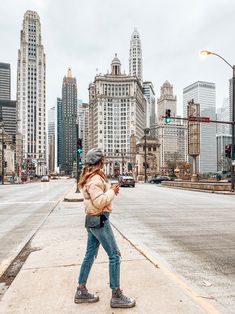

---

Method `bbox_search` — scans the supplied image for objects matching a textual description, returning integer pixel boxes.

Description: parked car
[168,175,177,181]
[41,175,50,182]
[149,176,170,184]
[119,175,135,187]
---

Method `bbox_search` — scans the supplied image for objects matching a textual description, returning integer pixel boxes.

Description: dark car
[119,176,135,187]
[149,176,170,184]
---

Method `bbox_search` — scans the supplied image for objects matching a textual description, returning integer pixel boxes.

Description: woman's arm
[87,177,115,209]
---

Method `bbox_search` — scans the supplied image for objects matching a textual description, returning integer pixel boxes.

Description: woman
[74,148,136,309]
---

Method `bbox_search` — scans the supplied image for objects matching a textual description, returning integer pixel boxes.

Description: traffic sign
[189,116,210,123]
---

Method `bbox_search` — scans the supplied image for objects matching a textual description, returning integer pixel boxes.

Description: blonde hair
[78,158,106,188]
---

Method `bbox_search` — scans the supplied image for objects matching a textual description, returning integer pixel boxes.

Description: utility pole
[122,152,124,174]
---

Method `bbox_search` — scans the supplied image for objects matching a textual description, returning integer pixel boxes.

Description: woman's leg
[90,219,136,308]
[78,228,100,286]
[90,220,120,289]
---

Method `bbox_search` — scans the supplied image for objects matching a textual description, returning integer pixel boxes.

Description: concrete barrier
[161,180,231,192]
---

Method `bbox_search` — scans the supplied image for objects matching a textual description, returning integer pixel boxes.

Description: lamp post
[201,50,235,191]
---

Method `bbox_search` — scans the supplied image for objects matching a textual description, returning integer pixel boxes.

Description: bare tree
[218,154,232,172]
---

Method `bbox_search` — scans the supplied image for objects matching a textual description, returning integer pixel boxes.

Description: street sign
[189,116,210,123]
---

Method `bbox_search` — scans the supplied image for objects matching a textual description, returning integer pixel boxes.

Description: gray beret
[85,148,104,165]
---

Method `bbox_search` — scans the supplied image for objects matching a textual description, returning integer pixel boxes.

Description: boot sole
[75,298,99,304]
[110,302,136,308]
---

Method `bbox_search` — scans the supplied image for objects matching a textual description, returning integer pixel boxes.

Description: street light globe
[200,50,212,55]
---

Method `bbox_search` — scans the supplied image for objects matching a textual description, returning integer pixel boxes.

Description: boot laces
[117,290,131,302]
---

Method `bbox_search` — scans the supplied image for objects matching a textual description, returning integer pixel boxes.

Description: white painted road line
[0,201,57,205]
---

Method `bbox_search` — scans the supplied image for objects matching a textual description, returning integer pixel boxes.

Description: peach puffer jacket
[82,174,115,216]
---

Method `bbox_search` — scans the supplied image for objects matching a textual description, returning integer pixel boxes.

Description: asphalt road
[112,183,235,314]
[0,179,74,275]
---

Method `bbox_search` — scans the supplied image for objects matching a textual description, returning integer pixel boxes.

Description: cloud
[1,0,235,114]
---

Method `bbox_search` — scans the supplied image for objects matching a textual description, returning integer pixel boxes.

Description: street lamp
[201,50,235,191]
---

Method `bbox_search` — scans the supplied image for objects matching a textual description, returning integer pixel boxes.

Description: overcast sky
[1,0,235,116]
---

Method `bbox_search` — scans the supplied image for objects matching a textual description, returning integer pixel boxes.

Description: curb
[63,197,84,202]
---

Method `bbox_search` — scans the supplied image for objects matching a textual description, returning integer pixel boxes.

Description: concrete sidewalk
[0,201,222,314]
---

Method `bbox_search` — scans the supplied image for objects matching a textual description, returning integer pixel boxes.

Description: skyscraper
[77,102,89,160]
[0,62,16,140]
[61,68,77,175]
[0,100,17,139]
[17,10,46,175]
[48,106,55,172]
[143,81,156,136]
[183,81,217,173]
[56,97,63,170]
[129,28,143,85]
[0,63,16,139]
[0,63,10,100]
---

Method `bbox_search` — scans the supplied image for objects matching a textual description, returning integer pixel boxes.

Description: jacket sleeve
[87,177,115,210]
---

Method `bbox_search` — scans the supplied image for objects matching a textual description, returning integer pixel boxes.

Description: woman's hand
[112,183,119,195]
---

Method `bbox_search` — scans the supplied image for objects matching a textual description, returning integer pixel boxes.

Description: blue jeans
[78,213,121,289]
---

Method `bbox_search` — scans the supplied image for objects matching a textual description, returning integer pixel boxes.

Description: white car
[41,175,50,182]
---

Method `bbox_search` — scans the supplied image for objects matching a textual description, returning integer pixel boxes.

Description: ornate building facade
[136,135,160,180]
[88,54,146,176]
[17,10,46,175]
[129,28,143,85]
[156,81,187,168]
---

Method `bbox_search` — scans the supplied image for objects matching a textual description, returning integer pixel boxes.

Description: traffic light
[165,109,171,123]
[232,144,235,159]
[225,144,231,158]
[77,138,82,154]
[4,161,7,168]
